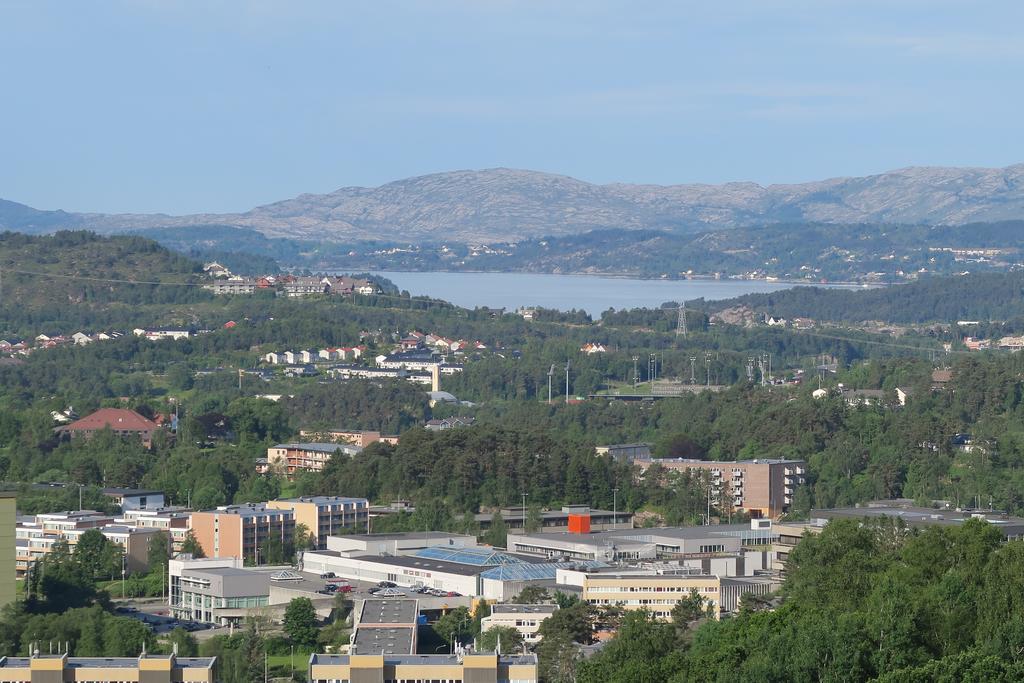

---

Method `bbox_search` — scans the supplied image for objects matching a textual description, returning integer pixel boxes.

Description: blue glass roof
[480,560,608,582]
[413,546,527,566]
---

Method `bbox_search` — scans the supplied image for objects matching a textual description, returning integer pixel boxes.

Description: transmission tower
[746,357,755,383]
[676,305,687,337]
[689,356,697,384]
[704,352,712,387]
[632,356,640,389]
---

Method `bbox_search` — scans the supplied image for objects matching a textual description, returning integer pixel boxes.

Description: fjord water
[373,271,836,317]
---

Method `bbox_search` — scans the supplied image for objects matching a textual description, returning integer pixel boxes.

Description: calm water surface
[371,271,849,317]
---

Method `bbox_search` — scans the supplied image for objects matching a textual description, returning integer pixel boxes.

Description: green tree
[293,523,316,552]
[478,625,524,653]
[483,510,508,548]
[147,531,170,570]
[181,530,206,558]
[74,528,111,579]
[283,597,318,649]
[163,627,199,656]
[433,607,473,649]
[514,586,551,605]
[525,505,543,533]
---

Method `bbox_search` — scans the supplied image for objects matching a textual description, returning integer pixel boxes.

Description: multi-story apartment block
[638,458,807,517]
[16,510,162,577]
[266,442,362,475]
[265,497,369,549]
[117,507,192,553]
[188,504,295,563]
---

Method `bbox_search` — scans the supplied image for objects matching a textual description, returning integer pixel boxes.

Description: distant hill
[0,231,207,310]
[4,164,1024,244]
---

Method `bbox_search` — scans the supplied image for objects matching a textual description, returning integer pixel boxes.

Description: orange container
[567,513,591,534]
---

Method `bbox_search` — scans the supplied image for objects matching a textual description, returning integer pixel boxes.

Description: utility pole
[547,364,554,405]
[564,360,570,404]
[238,369,243,392]
[522,493,528,532]
[676,305,687,337]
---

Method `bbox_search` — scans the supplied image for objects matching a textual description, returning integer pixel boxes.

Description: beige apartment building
[0,654,215,683]
[308,653,538,683]
[639,458,806,517]
[188,504,295,562]
[265,497,368,549]
[565,568,778,619]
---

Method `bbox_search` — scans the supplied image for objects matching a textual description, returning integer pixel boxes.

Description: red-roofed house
[57,408,162,448]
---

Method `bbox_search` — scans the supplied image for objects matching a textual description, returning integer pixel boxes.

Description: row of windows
[587,585,717,593]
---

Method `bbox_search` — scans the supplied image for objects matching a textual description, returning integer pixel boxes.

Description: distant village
[201,261,382,297]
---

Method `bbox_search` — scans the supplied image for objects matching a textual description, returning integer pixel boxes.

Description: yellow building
[265,497,368,549]
[0,492,15,608]
[308,653,538,683]
[0,653,215,683]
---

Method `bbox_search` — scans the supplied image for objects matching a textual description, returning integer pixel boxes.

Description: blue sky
[1,1,1021,213]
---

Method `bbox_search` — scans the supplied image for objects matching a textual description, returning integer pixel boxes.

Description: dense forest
[572,518,1024,682]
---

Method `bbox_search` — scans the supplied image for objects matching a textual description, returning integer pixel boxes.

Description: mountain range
[3,164,1024,244]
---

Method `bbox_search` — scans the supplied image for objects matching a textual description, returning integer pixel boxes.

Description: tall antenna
[676,304,687,337]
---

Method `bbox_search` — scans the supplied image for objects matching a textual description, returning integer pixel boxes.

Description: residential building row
[203,274,380,297]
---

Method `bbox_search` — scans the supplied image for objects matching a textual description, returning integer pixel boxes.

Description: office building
[638,458,807,517]
[0,654,215,683]
[188,504,295,562]
[506,524,781,563]
[811,501,1024,540]
[265,497,369,549]
[308,653,538,683]
[475,505,633,536]
[169,560,270,625]
[480,604,557,644]
[101,488,166,511]
[322,531,477,558]
[558,568,778,619]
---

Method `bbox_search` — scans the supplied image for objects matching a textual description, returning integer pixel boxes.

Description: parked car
[377,581,397,588]
[319,572,336,579]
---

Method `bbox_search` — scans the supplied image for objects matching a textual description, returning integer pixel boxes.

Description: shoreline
[315,266,885,288]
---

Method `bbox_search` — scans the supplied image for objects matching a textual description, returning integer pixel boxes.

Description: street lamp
[612,488,619,530]
[521,492,528,532]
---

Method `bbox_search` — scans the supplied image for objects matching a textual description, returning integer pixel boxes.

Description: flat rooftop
[353,626,416,655]
[359,598,418,625]
[812,504,1024,536]
[353,554,485,577]
[515,524,759,546]
[490,604,558,615]
[0,657,215,669]
[340,531,467,542]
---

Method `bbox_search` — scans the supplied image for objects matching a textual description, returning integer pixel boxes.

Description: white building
[480,604,558,644]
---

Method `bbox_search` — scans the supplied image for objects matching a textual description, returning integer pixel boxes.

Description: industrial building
[637,458,807,517]
[308,653,538,683]
[811,501,1024,539]
[321,531,477,557]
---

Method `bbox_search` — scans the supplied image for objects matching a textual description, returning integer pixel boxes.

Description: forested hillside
[0,231,209,310]
[700,269,1024,324]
